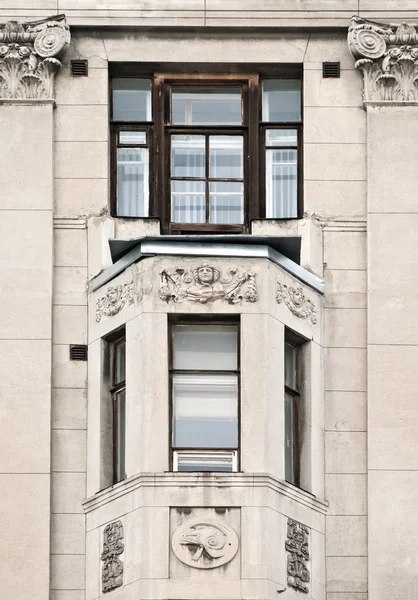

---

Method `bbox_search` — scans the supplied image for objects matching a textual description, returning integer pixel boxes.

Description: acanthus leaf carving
[96,282,134,322]
[348,17,418,102]
[159,264,258,305]
[0,14,70,100]
[276,282,317,324]
[171,518,239,569]
[285,519,310,594]
[101,520,124,594]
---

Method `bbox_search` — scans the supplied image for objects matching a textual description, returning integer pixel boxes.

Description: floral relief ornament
[0,14,70,100]
[276,282,317,324]
[159,263,257,304]
[285,519,310,594]
[101,521,124,594]
[348,17,418,102]
[96,282,134,322]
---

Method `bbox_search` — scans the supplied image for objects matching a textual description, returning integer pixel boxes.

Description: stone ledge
[83,472,328,515]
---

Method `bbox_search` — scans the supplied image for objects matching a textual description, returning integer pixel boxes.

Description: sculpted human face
[107,287,119,305]
[198,266,214,284]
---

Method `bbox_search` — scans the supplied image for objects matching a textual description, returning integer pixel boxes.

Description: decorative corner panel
[0,14,70,100]
[159,264,257,304]
[276,282,317,324]
[348,17,418,102]
[101,520,124,594]
[171,518,239,569]
[285,518,310,594]
[96,282,133,322]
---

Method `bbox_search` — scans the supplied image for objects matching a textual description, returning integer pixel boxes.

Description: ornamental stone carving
[348,17,418,102]
[172,518,239,569]
[0,14,70,100]
[285,519,310,594]
[96,282,134,322]
[276,282,317,324]
[159,264,257,304]
[101,521,124,594]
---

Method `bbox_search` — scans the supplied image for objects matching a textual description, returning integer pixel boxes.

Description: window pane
[117,148,149,217]
[171,135,205,178]
[209,181,244,224]
[209,136,243,179]
[266,129,297,148]
[175,450,236,472]
[119,130,147,145]
[173,325,238,370]
[284,392,296,484]
[262,80,301,122]
[173,373,238,448]
[115,389,126,482]
[114,341,126,385]
[265,149,297,218]
[285,342,297,391]
[113,78,152,121]
[172,88,242,125]
[171,180,205,223]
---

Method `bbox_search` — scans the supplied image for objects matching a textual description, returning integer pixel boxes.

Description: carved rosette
[276,282,317,324]
[159,264,258,304]
[96,282,134,322]
[0,14,70,100]
[172,518,239,569]
[285,519,310,594]
[348,17,418,102]
[101,521,124,594]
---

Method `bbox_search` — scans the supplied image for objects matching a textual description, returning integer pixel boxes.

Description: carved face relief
[96,282,134,322]
[172,518,239,569]
[196,265,217,285]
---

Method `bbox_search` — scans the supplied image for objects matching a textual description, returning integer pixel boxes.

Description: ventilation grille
[322,61,341,78]
[71,59,88,76]
[70,344,88,361]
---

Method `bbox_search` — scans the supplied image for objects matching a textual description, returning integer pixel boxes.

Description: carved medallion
[276,282,317,324]
[285,519,310,594]
[172,518,239,569]
[159,264,257,304]
[96,282,134,322]
[101,520,124,594]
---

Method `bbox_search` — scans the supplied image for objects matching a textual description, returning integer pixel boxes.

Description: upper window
[110,71,302,231]
[170,321,239,472]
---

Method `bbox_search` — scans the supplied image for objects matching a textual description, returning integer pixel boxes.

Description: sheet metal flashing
[92,238,324,294]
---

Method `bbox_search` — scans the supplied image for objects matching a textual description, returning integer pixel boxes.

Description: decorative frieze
[159,264,258,304]
[285,519,310,594]
[172,518,239,569]
[276,282,317,324]
[96,282,134,322]
[101,521,124,594]
[348,17,418,102]
[0,14,70,100]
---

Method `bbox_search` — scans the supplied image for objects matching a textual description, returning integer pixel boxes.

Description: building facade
[1,3,417,600]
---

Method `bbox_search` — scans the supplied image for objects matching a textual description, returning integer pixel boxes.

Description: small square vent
[71,59,88,77]
[70,344,88,361]
[322,61,341,78]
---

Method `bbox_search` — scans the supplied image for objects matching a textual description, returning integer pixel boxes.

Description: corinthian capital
[0,14,70,101]
[348,17,418,103]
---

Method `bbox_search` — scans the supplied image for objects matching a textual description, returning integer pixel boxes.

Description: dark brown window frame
[109,68,303,231]
[284,331,304,488]
[168,315,241,472]
[109,332,126,484]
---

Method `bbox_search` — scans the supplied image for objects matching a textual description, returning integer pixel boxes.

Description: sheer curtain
[117,147,149,217]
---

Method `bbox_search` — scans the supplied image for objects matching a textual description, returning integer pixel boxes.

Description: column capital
[0,14,70,101]
[348,16,418,104]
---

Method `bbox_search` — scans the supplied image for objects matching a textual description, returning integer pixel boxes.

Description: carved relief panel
[101,520,124,593]
[285,518,310,594]
[96,282,133,322]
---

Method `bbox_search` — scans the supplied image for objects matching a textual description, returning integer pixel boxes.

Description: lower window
[284,335,301,487]
[170,321,239,472]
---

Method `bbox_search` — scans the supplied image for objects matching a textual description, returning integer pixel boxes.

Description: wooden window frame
[110,70,303,229]
[109,333,126,484]
[284,334,302,488]
[168,315,241,472]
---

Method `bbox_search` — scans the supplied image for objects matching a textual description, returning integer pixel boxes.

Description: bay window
[110,333,126,484]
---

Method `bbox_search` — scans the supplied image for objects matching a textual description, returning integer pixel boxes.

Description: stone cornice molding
[348,16,418,103]
[0,14,70,100]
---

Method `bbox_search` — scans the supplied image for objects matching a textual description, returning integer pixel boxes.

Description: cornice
[0,14,70,100]
[83,472,328,516]
[348,17,418,104]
